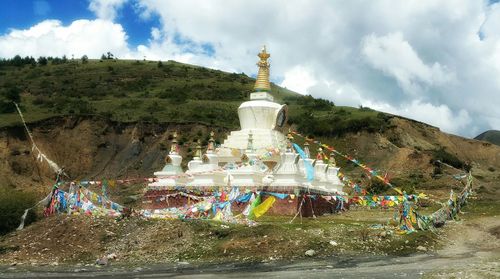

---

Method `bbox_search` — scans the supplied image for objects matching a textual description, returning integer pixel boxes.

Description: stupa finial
[316,147,324,161]
[169,131,179,155]
[304,141,310,159]
[195,139,202,158]
[328,152,337,166]
[254,45,271,92]
[286,132,294,152]
[207,131,215,153]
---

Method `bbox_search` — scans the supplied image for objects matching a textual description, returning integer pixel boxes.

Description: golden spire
[254,45,271,92]
[195,139,202,158]
[207,131,215,153]
[169,131,179,154]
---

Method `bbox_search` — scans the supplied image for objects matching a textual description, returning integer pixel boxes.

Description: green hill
[0,57,388,137]
[475,130,500,146]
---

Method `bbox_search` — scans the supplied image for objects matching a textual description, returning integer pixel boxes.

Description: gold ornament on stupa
[254,45,271,92]
[195,139,202,158]
[169,131,179,154]
[207,131,215,153]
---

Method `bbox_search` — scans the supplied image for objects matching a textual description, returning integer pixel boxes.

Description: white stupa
[149,46,344,194]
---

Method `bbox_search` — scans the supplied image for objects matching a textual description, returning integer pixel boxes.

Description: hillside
[475,130,500,146]
[0,58,499,198]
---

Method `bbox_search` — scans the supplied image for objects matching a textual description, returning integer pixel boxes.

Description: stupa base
[142,188,347,217]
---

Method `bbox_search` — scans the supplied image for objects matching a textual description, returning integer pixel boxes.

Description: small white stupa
[149,46,344,194]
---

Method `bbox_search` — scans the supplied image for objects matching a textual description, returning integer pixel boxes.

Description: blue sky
[0,0,160,46]
[0,0,499,137]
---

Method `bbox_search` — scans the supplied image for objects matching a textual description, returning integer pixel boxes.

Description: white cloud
[88,0,128,21]
[361,32,454,95]
[0,19,129,58]
[365,100,472,135]
[150,27,161,41]
[280,65,317,95]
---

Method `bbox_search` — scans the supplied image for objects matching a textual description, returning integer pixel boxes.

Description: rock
[305,249,316,257]
[10,262,17,266]
[133,267,143,272]
[50,261,59,266]
[178,261,189,265]
[96,257,108,266]
[106,253,117,260]
[380,231,387,238]
[416,245,427,252]
[329,240,338,246]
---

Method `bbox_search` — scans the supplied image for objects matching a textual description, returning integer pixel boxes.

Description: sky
[0,0,499,138]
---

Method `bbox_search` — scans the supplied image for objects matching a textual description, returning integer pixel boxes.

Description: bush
[367,178,390,194]
[0,101,16,113]
[0,188,38,235]
[431,148,465,170]
[293,111,388,137]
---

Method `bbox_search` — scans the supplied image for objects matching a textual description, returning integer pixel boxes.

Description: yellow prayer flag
[252,196,276,218]
[213,211,223,221]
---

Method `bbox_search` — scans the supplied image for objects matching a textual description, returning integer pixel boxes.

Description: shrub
[431,148,465,170]
[0,188,38,235]
[367,178,390,194]
[0,101,16,113]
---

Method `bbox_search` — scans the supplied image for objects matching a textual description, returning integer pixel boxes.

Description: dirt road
[1,214,498,278]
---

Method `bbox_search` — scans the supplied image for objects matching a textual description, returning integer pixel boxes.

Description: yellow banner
[252,196,276,219]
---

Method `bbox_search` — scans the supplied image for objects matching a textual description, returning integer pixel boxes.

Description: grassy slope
[0,59,296,128]
[0,59,384,133]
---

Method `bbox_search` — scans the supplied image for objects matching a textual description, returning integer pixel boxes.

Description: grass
[0,58,392,138]
[0,59,295,127]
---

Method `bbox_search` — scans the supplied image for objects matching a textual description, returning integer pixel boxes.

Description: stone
[106,253,117,260]
[305,249,316,257]
[329,240,338,246]
[50,261,59,266]
[96,257,108,266]
[416,245,427,252]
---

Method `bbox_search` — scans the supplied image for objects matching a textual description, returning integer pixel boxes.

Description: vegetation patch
[0,187,38,235]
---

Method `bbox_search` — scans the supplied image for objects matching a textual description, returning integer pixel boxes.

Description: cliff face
[1,116,499,200]
[0,116,226,196]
